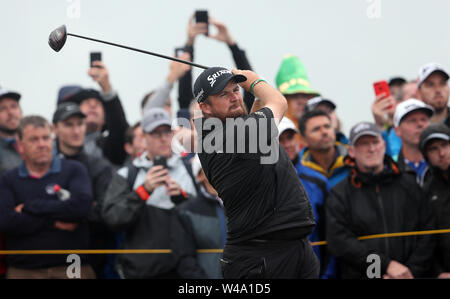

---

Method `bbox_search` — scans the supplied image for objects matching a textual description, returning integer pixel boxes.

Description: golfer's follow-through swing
[48,25,319,279]
[48,25,209,69]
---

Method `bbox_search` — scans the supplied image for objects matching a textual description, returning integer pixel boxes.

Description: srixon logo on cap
[207,69,232,87]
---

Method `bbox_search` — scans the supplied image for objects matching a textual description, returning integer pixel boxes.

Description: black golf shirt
[197,107,315,245]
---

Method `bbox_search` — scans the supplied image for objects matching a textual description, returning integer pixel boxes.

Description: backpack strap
[126,163,140,190]
[181,156,200,194]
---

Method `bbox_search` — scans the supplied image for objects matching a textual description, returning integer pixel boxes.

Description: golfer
[193,67,319,278]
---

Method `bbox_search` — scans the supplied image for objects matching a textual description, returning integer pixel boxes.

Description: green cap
[275,54,319,95]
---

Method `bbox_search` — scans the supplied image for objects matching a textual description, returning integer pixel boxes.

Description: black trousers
[221,237,319,279]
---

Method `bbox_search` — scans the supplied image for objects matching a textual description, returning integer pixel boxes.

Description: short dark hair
[388,77,406,87]
[124,122,141,145]
[18,115,50,140]
[298,110,330,136]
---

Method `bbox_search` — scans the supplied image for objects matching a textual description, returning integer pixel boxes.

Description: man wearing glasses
[101,107,198,279]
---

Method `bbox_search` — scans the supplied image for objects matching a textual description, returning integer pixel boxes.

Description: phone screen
[195,10,209,35]
[90,52,102,67]
[175,47,185,58]
[195,10,208,23]
[373,80,390,98]
[373,80,392,109]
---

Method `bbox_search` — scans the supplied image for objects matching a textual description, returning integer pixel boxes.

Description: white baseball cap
[393,98,434,127]
[417,62,449,87]
[278,117,299,137]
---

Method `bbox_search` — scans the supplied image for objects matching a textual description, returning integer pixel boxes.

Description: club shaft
[67,33,209,70]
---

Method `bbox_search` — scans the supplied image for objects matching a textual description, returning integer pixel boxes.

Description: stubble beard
[0,124,18,136]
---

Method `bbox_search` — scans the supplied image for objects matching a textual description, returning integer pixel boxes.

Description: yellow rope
[357,228,450,240]
[311,228,450,247]
[0,228,448,255]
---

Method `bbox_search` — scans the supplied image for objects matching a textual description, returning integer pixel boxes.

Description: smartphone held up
[195,10,209,36]
[373,80,392,109]
[153,156,168,169]
[174,47,186,58]
[90,52,102,68]
[373,80,390,98]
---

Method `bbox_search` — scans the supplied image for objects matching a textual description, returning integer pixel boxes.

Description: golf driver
[48,25,209,69]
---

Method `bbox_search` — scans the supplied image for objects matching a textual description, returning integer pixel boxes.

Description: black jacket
[326,155,435,278]
[443,107,450,128]
[397,149,432,188]
[55,145,113,223]
[56,146,114,277]
[102,173,180,278]
[173,186,226,279]
[424,166,450,275]
[89,93,129,167]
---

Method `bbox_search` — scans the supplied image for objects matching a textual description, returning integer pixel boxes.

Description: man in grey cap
[101,107,198,278]
[417,63,450,125]
[419,124,450,278]
[326,121,435,279]
[52,102,113,278]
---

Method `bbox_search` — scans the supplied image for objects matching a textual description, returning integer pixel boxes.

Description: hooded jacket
[300,142,349,188]
[83,91,129,168]
[326,155,435,278]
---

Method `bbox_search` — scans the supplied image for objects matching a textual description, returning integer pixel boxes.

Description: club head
[48,25,67,52]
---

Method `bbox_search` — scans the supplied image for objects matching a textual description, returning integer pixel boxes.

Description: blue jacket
[382,127,402,162]
[300,142,350,188]
[295,161,329,249]
[294,158,337,278]
[297,146,351,278]
[336,131,349,145]
[0,157,93,269]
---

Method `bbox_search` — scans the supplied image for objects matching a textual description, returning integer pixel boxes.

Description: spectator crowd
[0,14,449,279]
